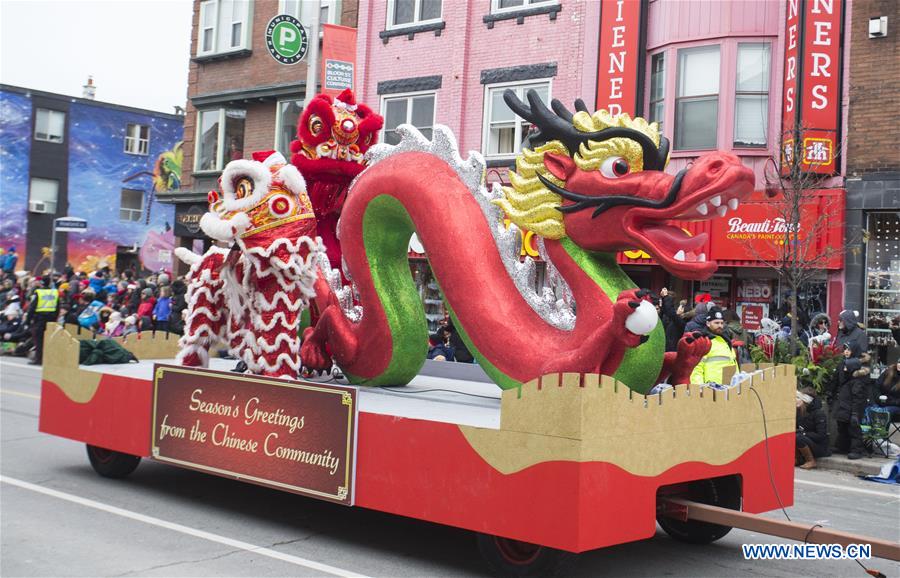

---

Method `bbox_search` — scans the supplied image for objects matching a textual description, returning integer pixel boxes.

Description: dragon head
[495,90,754,280]
[201,151,316,249]
[289,89,384,184]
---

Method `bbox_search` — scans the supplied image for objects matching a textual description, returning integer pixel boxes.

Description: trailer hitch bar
[659,498,900,562]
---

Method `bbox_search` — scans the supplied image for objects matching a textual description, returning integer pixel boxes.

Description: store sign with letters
[780,0,843,175]
[321,24,357,97]
[736,279,774,303]
[595,0,647,116]
[152,365,357,505]
[710,203,817,262]
[738,304,767,331]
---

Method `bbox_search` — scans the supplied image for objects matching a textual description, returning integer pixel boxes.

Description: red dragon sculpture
[290,89,383,273]
[176,151,322,378]
[299,91,755,393]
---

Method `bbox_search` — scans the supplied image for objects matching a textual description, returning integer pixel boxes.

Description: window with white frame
[648,53,665,133]
[276,99,304,159]
[195,108,246,172]
[734,43,770,148]
[34,108,65,143]
[124,123,150,155]
[280,0,340,26]
[29,178,59,213]
[387,0,442,29]
[491,0,557,13]
[196,0,251,56]
[675,45,720,150]
[484,81,550,158]
[120,189,144,222]
[381,93,435,145]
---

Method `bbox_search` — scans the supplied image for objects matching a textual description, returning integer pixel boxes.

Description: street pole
[49,219,57,278]
[304,0,321,106]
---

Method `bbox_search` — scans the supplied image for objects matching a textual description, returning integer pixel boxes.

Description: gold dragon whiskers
[494,141,569,240]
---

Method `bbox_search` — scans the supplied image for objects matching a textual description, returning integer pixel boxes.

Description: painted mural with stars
[67,102,182,273]
[0,91,33,265]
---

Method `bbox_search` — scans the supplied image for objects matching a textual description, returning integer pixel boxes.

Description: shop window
[648,52,665,133]
[120,189,144,222]
[196,0,251,57]
[124,123,150,155]
[381,92,435,145]
[675,45,719,150]
[276,99,304,160]
[34,108,65,143]
[28,178,59,214]
[865,212,900,349]
[484,81,550,158]
[387,0,442,29]
[195,108,246,172]
[491,0,558,12]
[734,43,770,148]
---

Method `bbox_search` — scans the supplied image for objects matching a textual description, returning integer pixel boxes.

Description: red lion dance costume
[290,89,383,273]
[175,151,322,378]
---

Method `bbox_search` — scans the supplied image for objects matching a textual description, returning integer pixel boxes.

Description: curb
[813,455,894,477]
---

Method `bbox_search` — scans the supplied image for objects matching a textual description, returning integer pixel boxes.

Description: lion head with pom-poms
[289,89,383,184]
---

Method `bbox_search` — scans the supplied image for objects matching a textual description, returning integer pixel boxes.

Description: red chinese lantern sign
[780,0,843,175]
[595,0,647,116]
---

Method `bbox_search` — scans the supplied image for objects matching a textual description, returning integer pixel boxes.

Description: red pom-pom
[252,150,276,163]
[208,190,219,204]
[336,88,356,106]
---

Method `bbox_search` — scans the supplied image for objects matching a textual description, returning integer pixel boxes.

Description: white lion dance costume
[175,151,322,378]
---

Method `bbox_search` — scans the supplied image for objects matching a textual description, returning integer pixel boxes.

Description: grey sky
[1,0,193,114]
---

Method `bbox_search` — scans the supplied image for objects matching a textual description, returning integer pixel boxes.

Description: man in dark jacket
[684,301,709,334]
[827,346,871,459]
[836,309,867,359]
[659,289,686,352]
[796,387,829,469]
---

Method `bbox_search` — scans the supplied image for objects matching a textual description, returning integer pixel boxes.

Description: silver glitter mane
[357,124,576,330]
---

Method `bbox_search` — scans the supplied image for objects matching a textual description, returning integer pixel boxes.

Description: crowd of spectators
[0,263,188,364]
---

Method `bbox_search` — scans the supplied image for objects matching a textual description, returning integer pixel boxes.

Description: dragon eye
[600,156,631,178]
[234,177,253,199]
[309,115,323,136]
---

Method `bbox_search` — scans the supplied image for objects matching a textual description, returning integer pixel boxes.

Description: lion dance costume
[175,151,322,378]
[290,89,383,273]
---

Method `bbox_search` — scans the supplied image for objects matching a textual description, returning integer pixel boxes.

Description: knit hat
[706,306,725,322]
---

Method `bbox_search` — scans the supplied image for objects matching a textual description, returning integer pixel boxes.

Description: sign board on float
[151,365,358,505]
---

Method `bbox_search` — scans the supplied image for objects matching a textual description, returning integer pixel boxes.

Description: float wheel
[657,476,741,544]
[86,445,141,478]
[476,533,575,577]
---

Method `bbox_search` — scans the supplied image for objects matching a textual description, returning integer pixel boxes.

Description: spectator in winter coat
[836,309,867,359]
[684,301,710,334]
[827,346,871,460]
[659,289,686,352]
[122,315,138,336]
[88,271,106,294]
[874,360,900,419]
[153,287,172,332]
[167,280,188,335]
[1,247,18,274]
[136,288,156,331]
[104,311,125,338]
[427,326,456,361]
[0,309,28,343]
[796,387,829,469]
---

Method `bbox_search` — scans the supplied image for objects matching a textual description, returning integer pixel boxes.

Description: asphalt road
[2,357,899,578]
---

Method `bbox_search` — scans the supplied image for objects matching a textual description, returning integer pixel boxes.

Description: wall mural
[66,103,182,273]
[0,91,33,267]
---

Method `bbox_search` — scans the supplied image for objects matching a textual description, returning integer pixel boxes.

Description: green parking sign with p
[266,14,308,65]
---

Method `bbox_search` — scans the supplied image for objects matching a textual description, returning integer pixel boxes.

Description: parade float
[38,91,897,575]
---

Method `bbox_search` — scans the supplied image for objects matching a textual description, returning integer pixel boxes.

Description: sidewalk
[813,453,896,477]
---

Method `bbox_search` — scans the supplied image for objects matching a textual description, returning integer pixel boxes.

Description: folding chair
[863,406,893,458]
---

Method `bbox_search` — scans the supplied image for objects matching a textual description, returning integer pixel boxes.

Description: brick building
[842,0,899,362]
[159,0,359,269]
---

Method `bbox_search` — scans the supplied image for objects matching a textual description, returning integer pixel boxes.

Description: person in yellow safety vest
[27,276,59,365]
[690,306,740,385]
